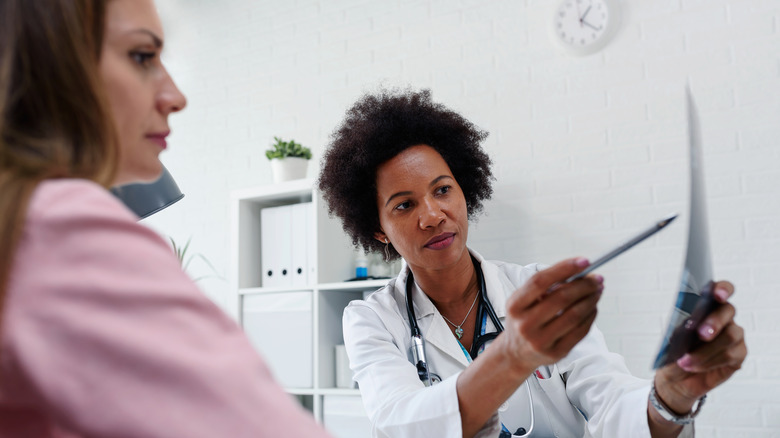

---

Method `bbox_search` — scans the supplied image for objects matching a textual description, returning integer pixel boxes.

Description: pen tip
[659,213,678,227]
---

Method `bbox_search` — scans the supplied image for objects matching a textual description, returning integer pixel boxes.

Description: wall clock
[552,0,620,56]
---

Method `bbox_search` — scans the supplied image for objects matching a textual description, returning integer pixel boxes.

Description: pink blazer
[0,179,332,438]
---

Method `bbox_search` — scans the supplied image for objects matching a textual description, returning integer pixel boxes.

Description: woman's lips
[146,132,169,149]
[425,232,455,250]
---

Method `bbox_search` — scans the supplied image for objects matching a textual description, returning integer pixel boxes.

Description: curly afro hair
[317,88,494,260]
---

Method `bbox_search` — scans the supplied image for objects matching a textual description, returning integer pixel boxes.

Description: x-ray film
[653,88,720,370]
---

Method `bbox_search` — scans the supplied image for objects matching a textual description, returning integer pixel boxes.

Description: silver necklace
[440,291,479,339]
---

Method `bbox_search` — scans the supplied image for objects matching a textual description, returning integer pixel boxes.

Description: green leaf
[168,236,224,283]
[265,136,312,160]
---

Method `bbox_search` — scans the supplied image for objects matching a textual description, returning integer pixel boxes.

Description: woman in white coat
[317,89,746,438]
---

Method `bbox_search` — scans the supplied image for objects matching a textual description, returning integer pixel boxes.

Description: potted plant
[265,136,312,183]
[169,236,222,283]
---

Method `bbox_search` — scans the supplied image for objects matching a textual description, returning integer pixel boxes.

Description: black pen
[564,213,679,283]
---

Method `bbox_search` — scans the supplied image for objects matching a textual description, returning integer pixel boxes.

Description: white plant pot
[270,157,309,183]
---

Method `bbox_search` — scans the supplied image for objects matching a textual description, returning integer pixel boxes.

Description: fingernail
[698,323,716,340]
[593,274,604,284]
[677,355,693,370]
[714,287,729,301]
[575,257,589,268]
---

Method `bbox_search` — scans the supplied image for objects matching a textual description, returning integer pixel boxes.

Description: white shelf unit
[229,178,388,424]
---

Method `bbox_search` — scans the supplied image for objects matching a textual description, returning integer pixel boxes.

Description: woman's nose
[157,67,187,115]
[418,197,445,229]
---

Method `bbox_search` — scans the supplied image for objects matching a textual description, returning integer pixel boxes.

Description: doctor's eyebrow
[429,175,453,186]
[384,191,412,207]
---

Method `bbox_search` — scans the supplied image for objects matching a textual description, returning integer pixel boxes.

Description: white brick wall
[148,0,780,434]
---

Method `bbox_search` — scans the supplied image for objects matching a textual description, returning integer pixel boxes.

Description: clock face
[553,0,615,54]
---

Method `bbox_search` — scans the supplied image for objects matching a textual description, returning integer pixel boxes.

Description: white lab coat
[343,250,695,438]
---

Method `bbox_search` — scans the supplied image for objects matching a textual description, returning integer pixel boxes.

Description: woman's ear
[373,231,387,243]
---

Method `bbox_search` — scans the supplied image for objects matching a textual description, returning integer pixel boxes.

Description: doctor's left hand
[653,280,747,415]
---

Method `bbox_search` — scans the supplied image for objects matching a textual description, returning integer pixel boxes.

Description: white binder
[260,206,278,288]
[275,205,293,288]
[290,202,310,288]
[305,202,317,285]
[261,204,293,288]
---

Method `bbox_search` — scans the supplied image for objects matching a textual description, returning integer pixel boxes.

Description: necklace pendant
[454,326,464,339]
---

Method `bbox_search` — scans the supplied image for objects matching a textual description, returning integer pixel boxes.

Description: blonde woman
[0,1,331,436]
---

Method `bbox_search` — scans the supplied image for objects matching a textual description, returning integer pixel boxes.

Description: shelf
[238,279,390,295]
[316,388,361,396]
[285,388,360,396]
[286,388,317,396]
[239,286,313,295]
[230,178,314,203]
[316,279,390,291]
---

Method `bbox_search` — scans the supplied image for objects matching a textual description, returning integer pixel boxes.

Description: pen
[564,213,678,283]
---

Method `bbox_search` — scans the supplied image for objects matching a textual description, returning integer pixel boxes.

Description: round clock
[552,0,620,56]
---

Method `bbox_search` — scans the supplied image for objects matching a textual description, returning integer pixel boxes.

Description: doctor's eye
[435,185,451,196]
[394,200,412,211]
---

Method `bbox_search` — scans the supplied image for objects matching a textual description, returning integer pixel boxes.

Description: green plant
[265,136,312,160]
[169,236,223,283]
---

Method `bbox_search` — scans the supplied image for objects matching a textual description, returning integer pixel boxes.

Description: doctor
[317,88,746,438]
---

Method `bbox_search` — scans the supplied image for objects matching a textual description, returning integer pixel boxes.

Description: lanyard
[469,291,502,360]
[458,311,514,436]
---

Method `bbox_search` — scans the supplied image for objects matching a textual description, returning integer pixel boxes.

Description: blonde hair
[0,0,118,314]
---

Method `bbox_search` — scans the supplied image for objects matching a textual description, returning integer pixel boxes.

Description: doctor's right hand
[499,257,604,374]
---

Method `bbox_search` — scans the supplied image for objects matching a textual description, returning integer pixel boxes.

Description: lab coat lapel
[470,250,511,321]
[415,291,472,368]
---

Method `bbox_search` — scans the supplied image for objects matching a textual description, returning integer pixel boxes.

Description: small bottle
[355,253,368,279]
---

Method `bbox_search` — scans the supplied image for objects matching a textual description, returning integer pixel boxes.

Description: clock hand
[582,19,602,31]
[579,5,592,22]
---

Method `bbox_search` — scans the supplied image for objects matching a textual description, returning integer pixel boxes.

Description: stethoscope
[405,254,535,437]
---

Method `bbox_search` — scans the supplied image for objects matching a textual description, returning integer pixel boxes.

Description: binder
[290,202,310,288]
[260,206,278,288]
[275,205,293,288]
[261,204,293,288]
[261,202,314,289]
[305,202,317,284]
